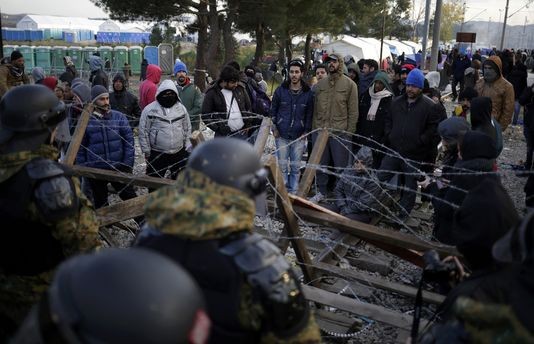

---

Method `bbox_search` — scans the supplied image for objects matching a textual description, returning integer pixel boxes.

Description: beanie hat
[406,69,425,89]
[72,84,91,104]
[91,85,109,103]
[173,61,188,75]
[400,63,415,74]
[10,50,23,61]
[113,73,125,83]
[219,65,240,82]
[42,76,58,91]
[226,61,241,71]
[438,117,470,145]
[32,67,46,83]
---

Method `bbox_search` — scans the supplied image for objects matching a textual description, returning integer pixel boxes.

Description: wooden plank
[97,194,149,227]
[72,165,174,189]
[313,231,359,265]
[313,262,445,305]
[190,130,205,147]
[296,129,329,197]
[64,103,94,166]
[315,309,363,335]
[265,156,316,285]
[293,204,459,258]
[253,116,272,155]
[302,285,422,330]
[345,251,392,276]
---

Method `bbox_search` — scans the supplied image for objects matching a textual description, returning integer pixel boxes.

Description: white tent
[323,35,385,62]
[357,37,392,62]
[16,15,104,31]
[401,40,423,53]
[383,39,415,56]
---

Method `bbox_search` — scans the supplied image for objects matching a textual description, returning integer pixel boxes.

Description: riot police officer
[136,137,321,343]
[11,248,211,344]
[0,85,100,338]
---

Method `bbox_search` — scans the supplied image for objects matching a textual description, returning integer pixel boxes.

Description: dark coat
[271,81,314,140]
[385,94,441,161]
[452,56,471,81]
[356,89,392,152]
[201,81,252,136]
[507,62,528,100]
[76,110,134,170]
[110,88,142,128]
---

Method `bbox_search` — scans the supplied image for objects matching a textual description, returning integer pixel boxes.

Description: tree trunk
[304,33,312,72]
[284,35,292,64]
[194,2,209,92]
[223,0,238,64]
[252,22,265,66]
[206,2,221,80]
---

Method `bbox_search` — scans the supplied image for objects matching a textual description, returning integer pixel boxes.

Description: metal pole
[421,0,431,70]
[0,8,4,59]
[430,0,443,71]
[499,0,509,50]
[379,5,386,68]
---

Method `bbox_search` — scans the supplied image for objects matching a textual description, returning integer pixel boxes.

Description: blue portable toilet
[35,46,51,73]
[144,46,158,66]
[158,43,174,74]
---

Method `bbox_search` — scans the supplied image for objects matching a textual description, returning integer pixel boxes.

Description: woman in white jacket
[139,79,192,181]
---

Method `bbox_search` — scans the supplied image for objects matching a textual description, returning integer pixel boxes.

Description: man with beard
[391,63,414,97]
[173,61,203,131]
[378,68,440,222]
[271,59,314,194]
[310,53,359,202]
[359,59,378,96]
[76,85,137,208]
[0,50,30,97]
[475,56,515,131]
[109,73,141,129]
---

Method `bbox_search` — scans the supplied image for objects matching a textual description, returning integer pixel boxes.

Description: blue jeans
[513,100,521,125]
[275,137,305,193]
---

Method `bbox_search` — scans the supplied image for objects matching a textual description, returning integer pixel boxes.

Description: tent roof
[383,39,415,56]
[324,35,392,62]
[17,15,104,31]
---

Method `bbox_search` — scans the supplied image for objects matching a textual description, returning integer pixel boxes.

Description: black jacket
[110,89,142,128]
[385,94,441,161]
[507,62,528,100]
[201,81,252,136]
[356,90,392,151]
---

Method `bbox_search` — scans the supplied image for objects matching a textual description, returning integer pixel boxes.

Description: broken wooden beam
[297,129,329,198]
[97,194,148,227]
[71,165,174,189]
[253,116,271,155]
[64,103,94,166]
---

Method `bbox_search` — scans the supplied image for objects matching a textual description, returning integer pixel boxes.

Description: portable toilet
[34,46,51,73]
[98,46,113,71]
[82,46,98,71]
[67,46,83,70]
[143,46,158,66]
[158,43,174,74]
[128,46,142,74]
[51,46,67,73]
[113,46,129,71]
[18,45,35,70]
[2,45,19,59]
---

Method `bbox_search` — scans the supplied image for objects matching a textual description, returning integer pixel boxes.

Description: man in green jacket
[310,53,359,202]
[174,61,204,131]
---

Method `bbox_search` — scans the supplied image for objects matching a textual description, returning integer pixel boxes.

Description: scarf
[367,86,392,121]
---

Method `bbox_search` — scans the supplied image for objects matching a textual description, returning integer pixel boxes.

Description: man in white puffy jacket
[139,79,192,181]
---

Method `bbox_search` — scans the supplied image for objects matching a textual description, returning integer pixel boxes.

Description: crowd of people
[0,44,534,342]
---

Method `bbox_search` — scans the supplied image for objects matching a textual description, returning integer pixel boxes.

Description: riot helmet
[0,85,66,146]
[33,248,210,344]
[187,138,268,198]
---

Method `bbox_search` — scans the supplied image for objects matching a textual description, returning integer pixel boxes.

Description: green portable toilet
[113,46,129,72]
[3,45,19,59]
[128,46,142,74]
[98,46,113,71]
[82,46,98,72]
[51,46,67,73]
[18,45,35,70]
[67,46,83,70]
[34,46,51,73]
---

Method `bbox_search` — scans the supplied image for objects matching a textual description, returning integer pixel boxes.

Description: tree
[440,0,464,42]
[150,25,163,46]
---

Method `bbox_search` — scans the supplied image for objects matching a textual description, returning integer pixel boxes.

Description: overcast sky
[2,0,532,26]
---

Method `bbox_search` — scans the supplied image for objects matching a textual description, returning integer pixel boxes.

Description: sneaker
[309,192,325,204]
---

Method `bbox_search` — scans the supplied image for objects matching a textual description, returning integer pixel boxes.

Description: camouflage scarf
[0,145,59,183]
[145,169,255,240]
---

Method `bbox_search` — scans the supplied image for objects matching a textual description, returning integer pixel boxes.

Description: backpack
[245,80,271,116]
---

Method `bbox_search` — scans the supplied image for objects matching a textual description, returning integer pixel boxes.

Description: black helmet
[0,85,66,145]
[41,248,210,344]
[187,137,268,197]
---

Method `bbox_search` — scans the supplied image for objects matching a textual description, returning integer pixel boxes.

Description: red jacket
[139,64,162,110]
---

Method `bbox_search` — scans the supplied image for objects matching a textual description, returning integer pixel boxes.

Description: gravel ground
[101,79,530,343]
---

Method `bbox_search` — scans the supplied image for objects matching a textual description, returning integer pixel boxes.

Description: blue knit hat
[406,69,425,89]
[173,61,188,75]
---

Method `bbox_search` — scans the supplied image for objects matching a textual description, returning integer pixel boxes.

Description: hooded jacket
[433,131,499,244]
[475,56,515,131]
[333,147,384,215]
[271,80,314,140]
[0,63,30,97]
[139,80,191,155]
[109,73,141,128]
[139,64,162,110]
[507,61,528,101]
[312,54,359,133]
[470,96,503,157]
